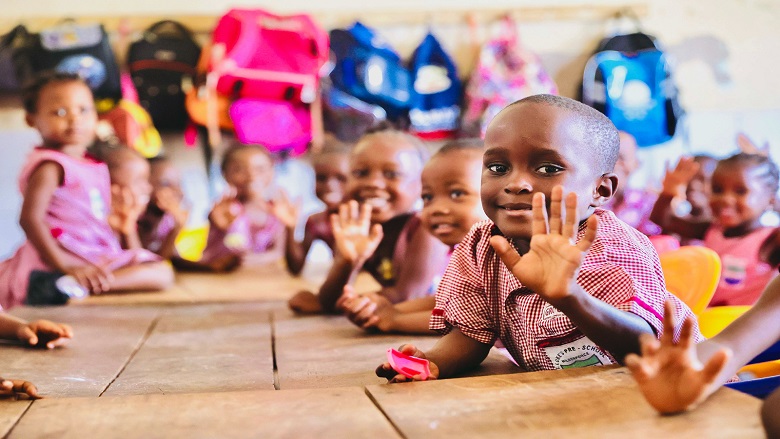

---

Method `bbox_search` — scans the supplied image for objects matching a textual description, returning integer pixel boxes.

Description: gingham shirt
[430,209,703,371]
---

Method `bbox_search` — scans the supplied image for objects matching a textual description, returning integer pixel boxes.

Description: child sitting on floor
[650,153,780,306]
[625,276,780,436]
[288,129,450,314]
[274,143,350,275]
[137,156,189,259]
[0,72,172,308]
[182,143,283,272]
[376,95,700,381]
[338,139,486,334]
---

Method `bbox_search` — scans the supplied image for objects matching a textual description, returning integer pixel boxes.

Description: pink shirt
[705,226,778,306]
[0,148,158,308]
[304,211,335,250]
[200,204,282,264]
[604,188,662,236]
[430,209,703,371]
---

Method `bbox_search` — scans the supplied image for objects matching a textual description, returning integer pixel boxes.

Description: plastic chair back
[660,246,721,315]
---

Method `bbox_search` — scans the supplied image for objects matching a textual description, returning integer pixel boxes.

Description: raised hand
[16,319,73,349]
[337,286,396,332]
[108,185,147,235]
[331,200,383,264]
[490,186,597,302]
[625,301,731,414]
[270,190,300,230]
[209,190,241,231]
[662,157,701,197]
[155,187,189,228]
[0,378,40,400]
[376,344,440,383]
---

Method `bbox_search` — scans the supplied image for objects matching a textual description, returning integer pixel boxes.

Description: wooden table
[9,387,401,439]
[366,366,765,438]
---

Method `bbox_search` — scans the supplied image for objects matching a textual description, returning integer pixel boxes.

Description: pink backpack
[205,9,328,155]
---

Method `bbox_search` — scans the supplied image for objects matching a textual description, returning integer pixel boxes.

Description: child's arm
[376,327,492,381]
[759,228,780,267]
[315,201,383,312]
[338,287,435,334]
[152,187,189,259]
[491,186,655,362]
[0,378,40,399]
[21,162,113,293]
[271,193,312,275]
[649,157,710,239]
[763,389,780,437]
[0,314,73,349]
[627,275,780,414]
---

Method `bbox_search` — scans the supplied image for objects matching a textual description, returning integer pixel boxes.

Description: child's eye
[315,174,327,182]
[54,108,67,117]
[711,185,723,194]
[536,164,564,175]
[487,164,508,174]
[421,193,433,205]
[383,170,400,179]
[450,189,465,200]
[352,169,368,178]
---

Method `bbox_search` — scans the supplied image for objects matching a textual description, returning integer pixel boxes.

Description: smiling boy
[377,95,702,380]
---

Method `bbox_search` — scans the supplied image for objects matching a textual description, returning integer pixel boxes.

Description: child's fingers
[330,213,341,236]
[549,186,563,235]
[562,192,579,241]
[369,223,384,244]
[531,192,549,236]
[359,203,372,232]
[45,336,71,349]
[625,354,653,382]
[661,300,677,345]
[362,316,380,329]
[639,333,660,359]
[678,316,695,350]
[375,362,400,380]
[17,326,38,346]
[489,235,522,270]
[11,380,40,399]
[339,202,350,227]
[576,215,598,252]
[348,200,359,224]
[700,348,731,384]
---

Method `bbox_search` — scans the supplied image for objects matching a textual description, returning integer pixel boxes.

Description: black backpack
[128,21,201,131]
[14,21,122,112]
[578,31,684,145]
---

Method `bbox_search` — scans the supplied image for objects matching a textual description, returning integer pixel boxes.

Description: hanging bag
[0,25,31,92]
[407,32,461,140]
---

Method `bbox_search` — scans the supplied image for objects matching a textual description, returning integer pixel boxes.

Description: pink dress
[138,210,177,255]
[0,148,159,309]
[200,204,283,264]
[705,226,778,306]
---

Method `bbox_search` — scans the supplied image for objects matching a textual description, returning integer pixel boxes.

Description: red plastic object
[387,348,431,380]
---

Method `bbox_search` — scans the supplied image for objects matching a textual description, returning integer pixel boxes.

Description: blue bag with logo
[408,32,461,140]
[329,22,412,120]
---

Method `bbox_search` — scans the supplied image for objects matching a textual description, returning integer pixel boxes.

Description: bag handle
[145,20,195,40]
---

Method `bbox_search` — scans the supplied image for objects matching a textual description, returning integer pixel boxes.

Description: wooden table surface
[9,387,402,439]
[366,366,765,438]
[0,269,766,438]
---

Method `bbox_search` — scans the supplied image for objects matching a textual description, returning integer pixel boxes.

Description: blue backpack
[408,32,461,139]
[329,22,412,120]
[581,32,683,147]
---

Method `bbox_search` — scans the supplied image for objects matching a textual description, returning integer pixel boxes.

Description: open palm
[490,186,597,301]
[625,301,731,414]
[331,200,383,264]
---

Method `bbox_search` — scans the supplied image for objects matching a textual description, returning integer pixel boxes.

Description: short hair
[718,153,780,194]
[22,71,89,113]
[505,94,620,173]
[354,128,430,171]
[693,154,718,177]
[433,138,484,159]
[220,143,272,175]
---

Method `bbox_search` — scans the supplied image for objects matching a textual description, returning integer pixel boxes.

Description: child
[625,277,780,436]
[338,139,486,334]
[287,129,450,314]
[274,144,350,275]
[137,156,189,259]
[0,72,173,308]
[190,143,283,271]
[650,153,780,306]
[89,144,153,251]
[376,95,700,381]
[678,155,717,246]
[603,131,662,236]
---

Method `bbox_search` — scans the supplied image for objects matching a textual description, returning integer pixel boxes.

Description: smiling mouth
[431,223,456,234]
[362,197,389,210]
[322,192,342,204]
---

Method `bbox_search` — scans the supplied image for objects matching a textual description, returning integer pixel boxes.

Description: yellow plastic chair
[174,224,210,262]
[659,246,721,315]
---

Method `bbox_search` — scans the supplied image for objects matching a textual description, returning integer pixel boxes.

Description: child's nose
[365,170,386,188]
[503,172,533,194]
[430,198,450,214]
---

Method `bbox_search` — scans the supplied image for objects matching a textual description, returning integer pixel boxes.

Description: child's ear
[25,113,35,128]
[592,173,618,207]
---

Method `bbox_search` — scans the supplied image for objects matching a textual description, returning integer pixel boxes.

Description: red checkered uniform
[430,209,703,371]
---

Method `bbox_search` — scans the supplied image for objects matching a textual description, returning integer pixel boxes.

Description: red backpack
[188,9,328,155]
